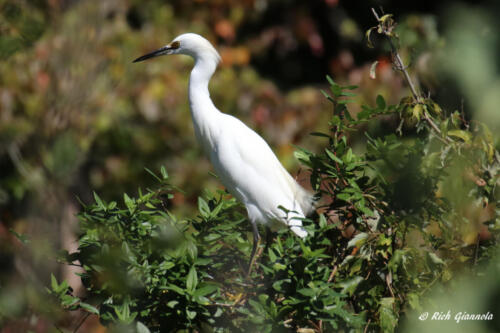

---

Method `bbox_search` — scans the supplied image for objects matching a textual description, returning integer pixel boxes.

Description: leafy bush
[50,10,499,333]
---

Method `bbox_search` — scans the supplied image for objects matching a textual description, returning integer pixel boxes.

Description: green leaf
[338,276,363,296]
[412,103,423,121]
[336,192,351,202]
[193,284,218,297]
[294,150,311,164]
[310,132,330,138]
[376,94,386,110]
[123,193,136,214]
[297,288,316,297]
[272,279,290,292]
[160,166,168,179]
[357,106,374,120]
[186,310,197,320]
[80,302,99,315]
[319,214,327,228]
[337,99,356,105]
[144,167,161,182]
[114,303,136,324]
[379,14,393,24]
[325,149,343,164]
[198,197,210,218]
[272,263,287,271]
[347,233,368,249]
[320,89,334,102]
[268,248,277,262]
[93,191,106,211]
[388,249,405,274]
[330,83,342,97]
[379,297,397,333]
[50,274,69,294]
[186,266,198,293]
[61,294,79,307]
[164,284,185,295]
[9,229,30,244]
[448,129,472,143]
[186,241,198,263]
[366,27,376,48]
[167,300,179,308]
[326,75,335,86]
[428,252,445,265]
[136,322,151,333]
[344,148,353,163]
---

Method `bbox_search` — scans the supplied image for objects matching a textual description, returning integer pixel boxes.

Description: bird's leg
[263,227,273,255]
[247,222,261,277]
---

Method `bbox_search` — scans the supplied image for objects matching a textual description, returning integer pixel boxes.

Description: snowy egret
[134,33,313,272]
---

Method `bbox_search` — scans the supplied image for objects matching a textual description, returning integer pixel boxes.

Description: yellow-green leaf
[448,129,472,143]
[412,103,423,121]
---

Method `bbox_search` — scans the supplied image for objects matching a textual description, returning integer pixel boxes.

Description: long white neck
[188,54,220,152]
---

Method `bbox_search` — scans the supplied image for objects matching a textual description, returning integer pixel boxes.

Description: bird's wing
[215,114,313,218]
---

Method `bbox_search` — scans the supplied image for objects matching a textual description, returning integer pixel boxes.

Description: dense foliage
[49,12,500,332]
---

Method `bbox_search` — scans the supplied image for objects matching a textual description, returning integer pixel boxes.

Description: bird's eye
[170,41,180,49]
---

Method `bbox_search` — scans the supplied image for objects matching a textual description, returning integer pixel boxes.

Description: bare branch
[370,8,452,143]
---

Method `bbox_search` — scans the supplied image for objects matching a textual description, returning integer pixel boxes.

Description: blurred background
[0,0,499,331]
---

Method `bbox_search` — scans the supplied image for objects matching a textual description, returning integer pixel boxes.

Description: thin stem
[386,271,395,298]
[363,318,372,333]
[371,8,452,143]
[422,111,450,144]
[393,52,421,103]
[370,8,381,24]
[327,264,338,283]
[73,312,90,333]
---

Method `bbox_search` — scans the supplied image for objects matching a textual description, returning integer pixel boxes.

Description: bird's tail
[293,182,315,217]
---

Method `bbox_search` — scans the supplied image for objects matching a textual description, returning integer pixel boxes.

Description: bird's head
[133,33,221,64]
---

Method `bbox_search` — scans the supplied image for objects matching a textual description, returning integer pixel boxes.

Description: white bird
[133,33,313,272]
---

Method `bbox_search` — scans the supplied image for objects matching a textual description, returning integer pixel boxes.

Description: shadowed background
[0,0,499,331]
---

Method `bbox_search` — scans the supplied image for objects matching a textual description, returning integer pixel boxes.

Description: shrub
[50,10,499,333]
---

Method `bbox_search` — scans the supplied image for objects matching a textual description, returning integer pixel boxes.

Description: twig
[363,318,372,333]
[422,111,450,144]
[307,319,321,331]
[385,271,395,298]
[327,264,338,283]
[370,8,452,144]
[73,312,90,333]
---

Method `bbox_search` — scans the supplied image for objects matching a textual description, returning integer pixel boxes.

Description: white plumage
[134,33,313,250]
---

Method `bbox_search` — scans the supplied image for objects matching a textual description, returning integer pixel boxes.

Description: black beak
[133,46,171,63]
